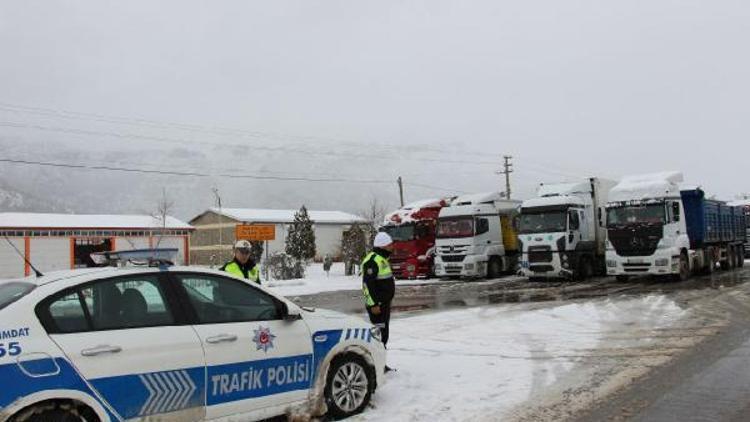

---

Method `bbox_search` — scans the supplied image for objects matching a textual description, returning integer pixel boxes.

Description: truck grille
[528,246,553,263]
[441,255,465,263]
[608,226,662,257]
[438,245,470,255]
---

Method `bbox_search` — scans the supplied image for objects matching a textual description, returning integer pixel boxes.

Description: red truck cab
[380,198,452,279]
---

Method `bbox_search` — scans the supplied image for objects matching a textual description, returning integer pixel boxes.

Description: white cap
[234,240,252,249]
[374,232,393,248]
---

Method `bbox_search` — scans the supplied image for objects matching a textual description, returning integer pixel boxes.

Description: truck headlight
[370,327,382,342]
[606,259,617,268]
[464,263,474,270]
[562,261,569,269]
[434,264,442,272]
[655,258,669,267]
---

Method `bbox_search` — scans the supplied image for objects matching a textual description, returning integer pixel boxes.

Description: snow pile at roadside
[355,295,687,422]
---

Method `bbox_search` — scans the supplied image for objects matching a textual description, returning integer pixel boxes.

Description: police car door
[39,273,206,421]
[172,272,313,420]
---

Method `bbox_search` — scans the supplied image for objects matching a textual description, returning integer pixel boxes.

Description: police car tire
[324,353,375,420]
[11,406,93,422]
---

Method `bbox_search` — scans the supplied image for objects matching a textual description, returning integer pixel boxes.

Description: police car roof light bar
[90,248,179,267]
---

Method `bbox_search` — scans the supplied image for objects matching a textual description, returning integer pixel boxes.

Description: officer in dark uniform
[362,232,396,348]
[221,240,261,284]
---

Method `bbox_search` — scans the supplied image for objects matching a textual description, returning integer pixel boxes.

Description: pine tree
[285,205,316,262]
[341,224,368,275]
[250,241,264,262]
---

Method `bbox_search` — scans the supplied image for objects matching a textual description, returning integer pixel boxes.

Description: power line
[0,120,501,167]
[0,156,477,196]
[0,157,393,185]
[0,101,498,159]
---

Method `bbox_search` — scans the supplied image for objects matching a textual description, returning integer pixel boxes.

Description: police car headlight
[370,327,382,342]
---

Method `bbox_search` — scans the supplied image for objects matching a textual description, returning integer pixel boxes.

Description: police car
[0,254,385,422]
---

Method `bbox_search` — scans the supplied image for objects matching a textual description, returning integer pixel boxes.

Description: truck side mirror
[672,202,680,222]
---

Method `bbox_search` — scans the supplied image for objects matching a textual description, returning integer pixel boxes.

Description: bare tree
[358,196,390,245]
[152,188,175,249]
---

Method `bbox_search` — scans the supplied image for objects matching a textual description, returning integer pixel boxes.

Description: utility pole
[397,176,405,207]
[496,156,513,199]
[212,187,223,263]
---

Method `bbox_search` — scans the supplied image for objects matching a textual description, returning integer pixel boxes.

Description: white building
[0,213,194,279]
[189,208,368,265]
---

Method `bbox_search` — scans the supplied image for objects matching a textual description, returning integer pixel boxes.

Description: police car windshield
[0,282,35,311]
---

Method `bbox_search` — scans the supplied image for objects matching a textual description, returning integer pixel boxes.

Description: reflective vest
[223,261,260,284]
[361,251,393,307]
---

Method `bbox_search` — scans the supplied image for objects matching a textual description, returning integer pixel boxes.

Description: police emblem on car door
[172,273,313,420]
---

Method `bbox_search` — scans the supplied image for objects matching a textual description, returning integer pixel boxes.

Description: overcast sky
[1,0,748,205]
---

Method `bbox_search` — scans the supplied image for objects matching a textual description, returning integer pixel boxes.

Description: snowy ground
[349,295,700,422]
[264,262,445,296]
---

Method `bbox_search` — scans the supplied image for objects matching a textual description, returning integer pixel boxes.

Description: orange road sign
[235,224,276,241]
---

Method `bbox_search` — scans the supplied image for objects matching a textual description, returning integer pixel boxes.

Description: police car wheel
[11,406,93,422]
[325,354,374,419]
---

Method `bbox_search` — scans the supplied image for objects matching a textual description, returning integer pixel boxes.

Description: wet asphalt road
[573,265,750,422]
[290,264,750,422]
[288,266,750,317]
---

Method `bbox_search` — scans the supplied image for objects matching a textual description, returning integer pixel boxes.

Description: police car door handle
[81,345,122,357]
[206,334,238,344]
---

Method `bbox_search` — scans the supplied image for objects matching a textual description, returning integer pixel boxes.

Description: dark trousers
[367,302,391,346]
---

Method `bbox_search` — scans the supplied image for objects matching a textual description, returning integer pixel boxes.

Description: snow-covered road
[350,295,703,422]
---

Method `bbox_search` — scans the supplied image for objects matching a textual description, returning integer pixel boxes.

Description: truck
[518,177,616,280]
[380,198,453,279]
[605,172,747,281]
[433,192,521,279]
[729,200,750,259]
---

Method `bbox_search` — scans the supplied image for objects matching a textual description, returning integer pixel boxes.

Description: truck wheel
[579,257,594,280]
[704,250,715,274]
[487,257,502,279]
[615,275,630,283]
[728,247,737,269]
[675,252,690,281]
[325,354,375,420]
[720,256,730,271]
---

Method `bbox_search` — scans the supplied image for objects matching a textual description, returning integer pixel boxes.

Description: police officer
[221,240,261,284]
[362,232,396,349]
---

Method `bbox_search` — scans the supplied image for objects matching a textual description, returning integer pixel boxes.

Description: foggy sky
[1,0,748,210]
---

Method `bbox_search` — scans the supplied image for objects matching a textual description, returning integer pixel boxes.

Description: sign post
[235,224,276,281]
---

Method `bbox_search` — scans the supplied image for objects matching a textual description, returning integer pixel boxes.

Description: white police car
[0,265,385,421]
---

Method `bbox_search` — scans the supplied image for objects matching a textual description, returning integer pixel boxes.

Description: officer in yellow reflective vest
[362,232,396,350]
[221,240,261,284]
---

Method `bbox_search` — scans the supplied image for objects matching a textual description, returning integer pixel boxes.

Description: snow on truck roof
[0,212,193,230]
[207,208,367,224]
[537,181,591,197]
[609,171,684,203]
[384,198,452,224]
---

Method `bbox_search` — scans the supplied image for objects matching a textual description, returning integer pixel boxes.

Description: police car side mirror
[281,302,302,322]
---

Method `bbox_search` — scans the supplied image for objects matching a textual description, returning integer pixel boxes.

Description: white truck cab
[518,178,615,280]
[433,192,521,279]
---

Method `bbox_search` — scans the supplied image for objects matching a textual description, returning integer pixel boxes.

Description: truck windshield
[607,204,665,226]
[0,282,35,311]
[437,217,474,238]
[519,212,567,234]
[382,224,416,242]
